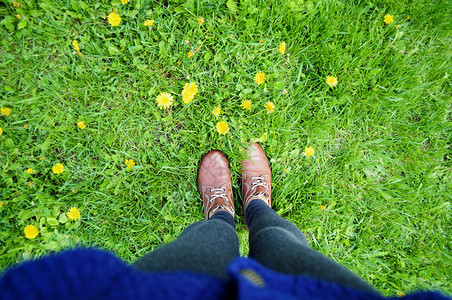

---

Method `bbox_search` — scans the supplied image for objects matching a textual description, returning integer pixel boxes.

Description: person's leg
[133,150,238,279]
[246,199,378,293]
[132,211,238,279]
[240,143,377,293]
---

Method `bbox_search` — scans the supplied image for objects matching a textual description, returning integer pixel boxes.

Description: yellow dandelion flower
[67,207,81,221]
[397,292,406,297]
[241,99,252,110]
[184,82,198,96]
[108,11,121,27]
[24,124,29,128]
[254,71,266,85]
[39,156,44,160]
[125,159,135,170]
[77,121,86,129]
[72,40,80,51]
[16,14,22,19]
[264,102,275,114]
[319,204,326,210]
[384,14,394,25]
[13,2,20,7]
[406,16,410,20]
[187,51,194,58]
[28,182,34,187]
[181,82,198,104]
[24,225,39,239]
[182,92,195,104]
[259,39,263,43]
[302,146,315,157]
[144,19,154,26]
[52,163,64,174]
[1,107,12,116]
[277,41,286,54]
[213,106,221,116]
[26,168,33,174]
[216,121,229,135]
[121,0,128,4]
[0,202,4,207]
[326,76,338,87]
[197,16,204,25]
[0,126,3,136]
[156,92,174,109]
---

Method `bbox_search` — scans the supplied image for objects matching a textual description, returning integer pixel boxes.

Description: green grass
[0,0,451,296]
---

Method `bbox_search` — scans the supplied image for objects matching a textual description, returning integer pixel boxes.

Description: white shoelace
[209,188,229,203]
[209,188,234,215]
[250,177,269,197]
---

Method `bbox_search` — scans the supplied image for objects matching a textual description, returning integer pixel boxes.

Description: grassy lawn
[0,0,450,296]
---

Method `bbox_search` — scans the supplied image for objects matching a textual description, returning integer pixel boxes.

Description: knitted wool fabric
[0,249,450,300]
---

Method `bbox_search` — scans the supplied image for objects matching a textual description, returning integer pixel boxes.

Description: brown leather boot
[241,143,272,213]
[197,150,235,220]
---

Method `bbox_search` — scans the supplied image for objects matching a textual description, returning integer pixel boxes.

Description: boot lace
[209,188,234,215]
[209,188,229,203]
[250,177,269,197]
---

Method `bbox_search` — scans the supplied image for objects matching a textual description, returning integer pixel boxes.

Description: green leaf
[153,110,161,122]
[114,180,122,195]
[29,10,44,17]
[159,41,165,56]
[245,19,255,29]
[47,217,59,226]
[274,81,285,90]
[40,137,51,151]
[147,87,156,97]
[43,241,59,251]
[18,20,27,29]
[0,16,15,31]
[111,154,120,165]
[78,0,89,11]
[108,44,121,55]
[59,214,68,224]
[65,221,80,230]
[52,206,60,217]
[71,0,81,12]
[204,51,212,62]
[18,208,41,221]
[5,138,14,148]
[242,88,252,95]
[136,64,147,71]
[227,0,238,13]
[290,149,300,156]
[125,10,138,17]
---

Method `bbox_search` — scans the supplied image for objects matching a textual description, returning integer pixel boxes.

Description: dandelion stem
[167,108,174,121]
[193,42,203,55]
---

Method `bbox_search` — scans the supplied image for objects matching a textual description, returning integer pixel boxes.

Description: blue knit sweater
[0,248,449,300]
